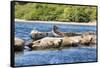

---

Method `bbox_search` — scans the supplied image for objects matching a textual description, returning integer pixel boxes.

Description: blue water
[15,21,97,67]
[15,22,96,41]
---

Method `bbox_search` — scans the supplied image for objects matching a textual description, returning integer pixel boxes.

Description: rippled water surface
[15,21,97,67]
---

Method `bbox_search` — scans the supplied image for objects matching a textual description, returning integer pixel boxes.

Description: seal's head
[53,25,59,30]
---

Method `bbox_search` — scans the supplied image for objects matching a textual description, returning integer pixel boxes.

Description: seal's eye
[46,33,48,36]
[39,33,42,36]
[37,41,40,43]
[53,25,58,29]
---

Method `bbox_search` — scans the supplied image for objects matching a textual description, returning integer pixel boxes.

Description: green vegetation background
[15,2,96,22]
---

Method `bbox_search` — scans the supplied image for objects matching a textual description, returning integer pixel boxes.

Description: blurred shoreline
[15,19,96,26]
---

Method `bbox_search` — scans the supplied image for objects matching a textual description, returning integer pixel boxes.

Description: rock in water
[14,37,24,51]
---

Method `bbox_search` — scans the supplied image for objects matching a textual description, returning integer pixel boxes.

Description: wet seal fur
[14,37,25,51]
[27,36,81,50]
[52,25,82,37]
[30,30,54,40]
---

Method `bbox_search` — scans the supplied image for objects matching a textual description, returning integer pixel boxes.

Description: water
[15,21,97,67]
[15,22,96,41]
